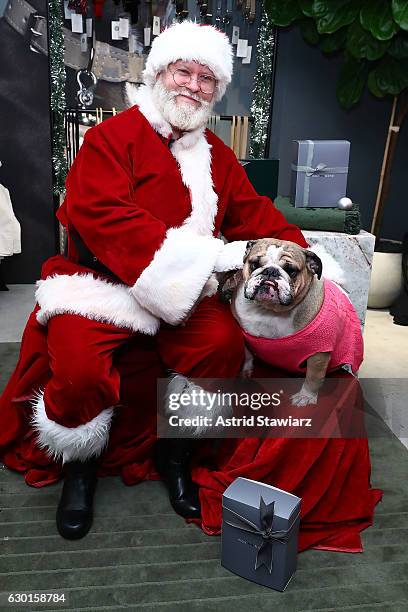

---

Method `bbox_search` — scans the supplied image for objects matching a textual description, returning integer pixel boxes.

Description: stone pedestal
[303,230,375,327]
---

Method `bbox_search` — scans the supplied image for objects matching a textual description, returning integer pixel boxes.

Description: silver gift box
[221,477,301,592]
[290,139,350,208]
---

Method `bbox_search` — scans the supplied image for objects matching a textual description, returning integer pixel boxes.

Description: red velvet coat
[36,85,308,332]
[60,107,308,283]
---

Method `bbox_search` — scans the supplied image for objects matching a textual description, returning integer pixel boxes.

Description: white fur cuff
[35,273,160,335]
[214,240,248,272]
[132,227,224,325]
[30,390,113,463]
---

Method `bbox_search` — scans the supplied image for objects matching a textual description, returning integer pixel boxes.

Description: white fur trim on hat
[30,390,113,463]
[143,21,233,101]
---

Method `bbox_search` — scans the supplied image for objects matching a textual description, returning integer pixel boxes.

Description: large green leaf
[367,69,384,97]
[299,17,320,44]
[346,19,391,60]
[367,55,408,96]
[392,0,408,31]
[336,56,368,109]
[298,0,315,17]
[264,0,303,26]
[388,30,408,57]
[320,26,348,53]
[313,0,361,34]
[360,0,399,40]
[312,0,348,18]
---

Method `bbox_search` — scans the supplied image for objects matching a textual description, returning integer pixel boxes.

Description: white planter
[368,251,403,309]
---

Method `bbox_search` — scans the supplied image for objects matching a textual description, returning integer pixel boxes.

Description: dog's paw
[290,389,318,406]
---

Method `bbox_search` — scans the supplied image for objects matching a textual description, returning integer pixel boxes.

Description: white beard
[151,79,214,132]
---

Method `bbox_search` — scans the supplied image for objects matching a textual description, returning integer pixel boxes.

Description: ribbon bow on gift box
[305,163,329,176]
[291,162,348,177]
[224,496,300,574]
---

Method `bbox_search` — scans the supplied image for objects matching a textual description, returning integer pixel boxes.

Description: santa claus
[0,21,381,549]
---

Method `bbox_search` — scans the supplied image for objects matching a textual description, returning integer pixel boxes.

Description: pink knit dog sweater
[243,278,363,374]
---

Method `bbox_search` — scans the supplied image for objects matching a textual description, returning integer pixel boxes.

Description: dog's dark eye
[284,264,298,279]
[249,260,260,272]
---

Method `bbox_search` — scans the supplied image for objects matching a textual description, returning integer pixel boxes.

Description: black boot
[153,439,201,519]
[56,458,98,540]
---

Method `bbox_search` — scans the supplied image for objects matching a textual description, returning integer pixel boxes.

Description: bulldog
[219,238,363,406]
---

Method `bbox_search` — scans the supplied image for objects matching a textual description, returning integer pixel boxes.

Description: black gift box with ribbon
[221,477,301,591]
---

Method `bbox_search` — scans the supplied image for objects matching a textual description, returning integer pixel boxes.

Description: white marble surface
[303,229,375,327]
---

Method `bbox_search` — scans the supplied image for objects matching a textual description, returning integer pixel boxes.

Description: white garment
[0,183,21,257]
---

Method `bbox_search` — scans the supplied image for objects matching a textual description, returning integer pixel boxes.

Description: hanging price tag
[144,27,151,47]
[111,20,122,40]
[236,38,248,58]
[86,18,93,38]
[232,26,240,45]
[80,33,88,52]
[242,45,252,64]
[119,17,129,38]
[71,13,83,34]
[152,16,160,36]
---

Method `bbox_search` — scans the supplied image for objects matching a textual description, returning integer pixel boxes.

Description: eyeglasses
[168,67,217,95]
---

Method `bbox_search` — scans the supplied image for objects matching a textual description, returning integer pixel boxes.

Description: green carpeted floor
[1,343,408,611]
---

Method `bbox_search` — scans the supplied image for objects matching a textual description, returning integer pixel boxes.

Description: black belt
[69,228,122,283]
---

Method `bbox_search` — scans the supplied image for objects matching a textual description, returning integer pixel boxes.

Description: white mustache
[152,79,214,132]
[167,88,210,106]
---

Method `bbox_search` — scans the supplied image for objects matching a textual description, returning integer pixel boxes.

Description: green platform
[1,343,408,611]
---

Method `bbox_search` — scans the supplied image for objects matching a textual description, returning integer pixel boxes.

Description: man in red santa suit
[0,21,381,549]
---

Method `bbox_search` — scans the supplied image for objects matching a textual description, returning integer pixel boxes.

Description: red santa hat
[143,20,234,101]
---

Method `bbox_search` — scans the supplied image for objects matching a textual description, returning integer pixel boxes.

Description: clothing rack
[64,108,253,169]
[65,108,254,122]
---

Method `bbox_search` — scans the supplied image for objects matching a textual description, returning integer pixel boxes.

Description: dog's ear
[304,250,322,279]
[244,240,256,262]
[218,270,243,302]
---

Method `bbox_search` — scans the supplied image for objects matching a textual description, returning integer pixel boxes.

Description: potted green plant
[265,0,408,307]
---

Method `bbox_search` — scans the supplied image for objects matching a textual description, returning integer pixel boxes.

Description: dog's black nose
[264,267,280,279]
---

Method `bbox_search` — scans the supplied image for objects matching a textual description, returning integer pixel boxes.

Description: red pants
[44,296,245,427]
[0,295,382,551]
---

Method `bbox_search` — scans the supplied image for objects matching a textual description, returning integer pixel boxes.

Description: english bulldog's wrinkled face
[242,238,322,311]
